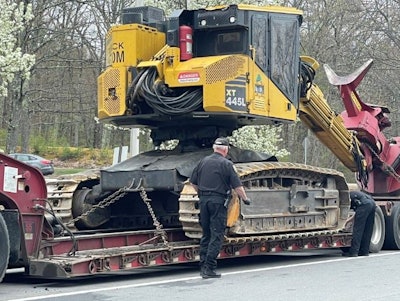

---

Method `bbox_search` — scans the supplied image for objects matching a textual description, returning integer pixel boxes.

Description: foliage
[144,0,283,13]
[159,139,179,150]
[52,147,82,161]
[0,0,35,97]
[51,147,113,166]
[30,133,70,155]
[59,147,84,161]
[30,135,51,155]
[53,168,87,176]
[0,129,6,150]
[230,125,290,158]
[91,148,112,163]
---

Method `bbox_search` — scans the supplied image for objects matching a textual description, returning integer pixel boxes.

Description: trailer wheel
[0,214,10,283]
[369,206,385,253]
[383,204,400,250]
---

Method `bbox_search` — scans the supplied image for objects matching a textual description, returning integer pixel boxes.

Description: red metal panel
[0,154,49,257]
[0,154,47,211]
[28,231,351,279]
[42,229,189,256]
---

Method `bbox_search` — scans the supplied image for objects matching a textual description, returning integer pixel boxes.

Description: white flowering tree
[231,125,290,158]
[0,1,34,97]
[1,0,35,153]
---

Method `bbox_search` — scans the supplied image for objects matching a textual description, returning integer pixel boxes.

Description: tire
[72,189,110,230]
[71,188,93,230]
[0,214,10,283]
[369,206,385,253]
[383,204,400,250]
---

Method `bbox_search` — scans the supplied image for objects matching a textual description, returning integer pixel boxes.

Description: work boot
[342,252,357,257]
[201,267,221,279]
[358,249,369,256]
[200,264,205,277]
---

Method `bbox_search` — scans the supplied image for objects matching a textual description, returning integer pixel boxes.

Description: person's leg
[348,204,370,255]
[199,197,210,274]
[359,204,376,255]
[203,199,226,277]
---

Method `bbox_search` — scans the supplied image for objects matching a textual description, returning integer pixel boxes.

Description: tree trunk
[6,86,23,153]
[20,107,30,153]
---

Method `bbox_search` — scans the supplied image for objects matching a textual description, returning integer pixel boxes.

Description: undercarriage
[46,149,351,243]
[180,162,350,239]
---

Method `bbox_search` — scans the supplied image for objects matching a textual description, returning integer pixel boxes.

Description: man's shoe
[201,268,221,279]
[342,252,357,257]
[200,265,206,277]
[358,253,369,256]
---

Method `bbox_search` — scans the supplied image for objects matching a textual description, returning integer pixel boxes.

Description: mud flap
[2,210,22,266]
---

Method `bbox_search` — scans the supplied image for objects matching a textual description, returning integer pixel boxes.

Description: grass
[53,168,88,176]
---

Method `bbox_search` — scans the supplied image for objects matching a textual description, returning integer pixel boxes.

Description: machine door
[251,13,300,108]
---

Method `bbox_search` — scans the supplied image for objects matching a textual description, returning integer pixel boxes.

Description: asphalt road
[1,249,400,301]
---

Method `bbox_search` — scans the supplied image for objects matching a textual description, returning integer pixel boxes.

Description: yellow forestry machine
[2,4,399,281]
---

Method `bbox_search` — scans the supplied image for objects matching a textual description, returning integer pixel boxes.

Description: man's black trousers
[350,201,375,255]
[199,195,227,270]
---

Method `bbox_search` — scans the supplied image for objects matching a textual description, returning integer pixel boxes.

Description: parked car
[8,153,55,175]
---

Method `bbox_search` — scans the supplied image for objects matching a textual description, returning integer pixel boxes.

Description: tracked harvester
[48,4,400,253]
[5,3,400,282]
[54,4,365,241]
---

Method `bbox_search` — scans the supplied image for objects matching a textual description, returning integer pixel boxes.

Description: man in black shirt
[190,137,251,278]
[343,191,376,257]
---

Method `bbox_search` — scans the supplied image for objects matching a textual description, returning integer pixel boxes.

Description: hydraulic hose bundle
[300,60,316,97]
[128,68,203,115]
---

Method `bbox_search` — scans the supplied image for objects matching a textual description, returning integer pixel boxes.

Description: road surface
[1,250,399,301]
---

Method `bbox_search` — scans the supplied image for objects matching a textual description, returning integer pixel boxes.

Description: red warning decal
[178,72,200,83]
